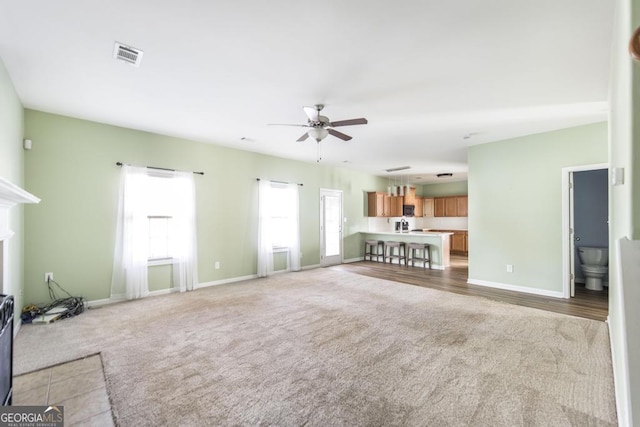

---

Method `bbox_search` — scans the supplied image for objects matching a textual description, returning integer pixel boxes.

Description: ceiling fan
[270,104,368,142]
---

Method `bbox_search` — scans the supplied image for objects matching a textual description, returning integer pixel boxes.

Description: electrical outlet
[215,262,220,270]
[44,272,53,283]
[506,264,513,273]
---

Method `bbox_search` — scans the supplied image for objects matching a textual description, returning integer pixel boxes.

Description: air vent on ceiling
[113,42,144,67]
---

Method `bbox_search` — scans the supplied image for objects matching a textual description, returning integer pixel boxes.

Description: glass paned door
[320,189,343,266]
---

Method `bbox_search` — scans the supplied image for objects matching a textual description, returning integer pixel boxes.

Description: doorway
[562,163,609,301]
[320,189,343,267]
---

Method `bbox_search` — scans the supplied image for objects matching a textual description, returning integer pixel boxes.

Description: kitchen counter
[360,231,452,269]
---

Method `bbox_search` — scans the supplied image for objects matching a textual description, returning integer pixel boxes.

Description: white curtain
[111,166,199,300]
[286,184,301,272]
[111,165,150,300]
[257,181,301,277]
[257,180,274,277]
[170,170,199,292]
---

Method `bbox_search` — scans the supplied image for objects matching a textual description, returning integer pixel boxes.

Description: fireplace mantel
[0,177,40,240]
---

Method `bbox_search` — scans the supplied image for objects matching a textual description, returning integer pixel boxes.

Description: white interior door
[320,189,343,267]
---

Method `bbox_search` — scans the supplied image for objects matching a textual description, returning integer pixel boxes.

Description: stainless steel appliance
[403,205,415,216]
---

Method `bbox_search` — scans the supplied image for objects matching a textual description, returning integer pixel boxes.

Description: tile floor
[12,354,114,426]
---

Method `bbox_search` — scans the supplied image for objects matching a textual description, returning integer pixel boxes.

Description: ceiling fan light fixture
[308,127,328,142]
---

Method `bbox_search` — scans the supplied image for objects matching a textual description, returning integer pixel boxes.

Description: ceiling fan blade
[268,123,308,127]
[303,106,320,122]
[328,129,352,141]
[330,118,368,127]
[297,132,310,142]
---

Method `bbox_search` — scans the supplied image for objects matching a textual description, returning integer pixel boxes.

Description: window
[148,216,171,260]
[145,174,177,262]
[257,180,301,277]
[268,184,297,248]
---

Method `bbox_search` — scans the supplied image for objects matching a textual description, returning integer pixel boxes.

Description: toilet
[577,246,608,291]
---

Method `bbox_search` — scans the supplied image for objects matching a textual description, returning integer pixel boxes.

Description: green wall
[609,0,639,423]
[421,180,468,197]
[23,109,386,304]
[468,122,607,293]
[0,58,26,323]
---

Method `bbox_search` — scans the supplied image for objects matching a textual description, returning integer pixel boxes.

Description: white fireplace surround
[0,177,40,298]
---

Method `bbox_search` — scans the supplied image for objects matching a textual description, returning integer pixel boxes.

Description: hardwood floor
[332,255,609,322]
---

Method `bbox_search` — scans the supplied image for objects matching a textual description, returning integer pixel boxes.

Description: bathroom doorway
[562,164,609,305]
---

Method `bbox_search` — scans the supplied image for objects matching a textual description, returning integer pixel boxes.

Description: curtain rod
[116,162,204,175]
[256,178,303,186]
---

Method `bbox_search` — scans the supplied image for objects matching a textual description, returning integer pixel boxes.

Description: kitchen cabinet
[414,196,423,217]
[457,196,468,217]
[445,197,458,216]
[450,230,468,255]
[390,196,403,217]
[367,192,386,217]
[367,192,402,217]
[434,198,446,217]
[423,198,434,217]
[434,196,468,217]
[429,229,468,255]
[403,186,416,206]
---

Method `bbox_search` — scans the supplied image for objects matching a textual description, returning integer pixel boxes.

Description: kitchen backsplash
[367,216,468,232]
[417,216,468,230]
[367,217,418,232]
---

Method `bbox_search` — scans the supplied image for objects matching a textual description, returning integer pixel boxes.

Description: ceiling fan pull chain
[317,142,322,163]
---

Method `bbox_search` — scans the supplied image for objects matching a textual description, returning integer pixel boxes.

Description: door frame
[561,163,608,298]
[320,188,343,267]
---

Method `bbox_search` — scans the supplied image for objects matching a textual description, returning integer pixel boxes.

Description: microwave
[403,205,415,217]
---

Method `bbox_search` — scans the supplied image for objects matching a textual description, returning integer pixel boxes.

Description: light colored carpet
[14,268,617,426]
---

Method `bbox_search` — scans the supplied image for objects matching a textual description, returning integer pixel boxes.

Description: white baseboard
[13,318,21,338]
[467,278,564,298]
[343,257,364,263]
[196,274,259,289]
[87,297,119,308]
[301,264,321,271]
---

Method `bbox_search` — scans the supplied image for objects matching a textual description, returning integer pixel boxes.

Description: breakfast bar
[360,231,453,269]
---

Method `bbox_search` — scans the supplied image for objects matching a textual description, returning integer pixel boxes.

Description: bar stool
[364,239,385,262]
[407,242,432,269]
[385,241,406,265]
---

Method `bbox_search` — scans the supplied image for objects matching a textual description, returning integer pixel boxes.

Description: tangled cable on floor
[21,279,86,323]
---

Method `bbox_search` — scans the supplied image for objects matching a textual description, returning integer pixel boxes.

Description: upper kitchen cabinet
[423,198,434,217]
[433,196,468,217]
[456,196,468,217]
[414,196,424,217]
[390,196,403,217]
[367,192,399,217]
[403,187,417,206]
[434,198,446,217]
[367,192,386,217]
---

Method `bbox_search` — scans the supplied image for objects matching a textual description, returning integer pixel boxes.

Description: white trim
[0,177,40,206]
[609,312,631,427]
[467,278,565,298]
[320,188,344,267]
[561,163,608,299]
[149,288,176,297]
[343,257,364,263]
[13,318,21,338]
[196,274,259,289]
[148,258,175,267]
[301,263,321,271]
[87,297,116,308]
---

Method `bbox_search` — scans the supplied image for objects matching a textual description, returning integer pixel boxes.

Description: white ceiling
[0,0,614,183]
